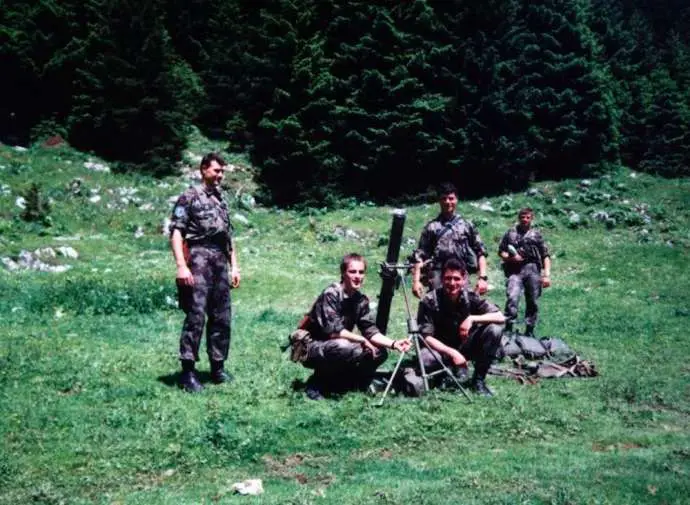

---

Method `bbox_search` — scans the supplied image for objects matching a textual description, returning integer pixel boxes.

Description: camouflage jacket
[413,214,487,271]
[306,283,380,341]
[170,185,233,248]
[498,225,550,276]
[417,287,501,347]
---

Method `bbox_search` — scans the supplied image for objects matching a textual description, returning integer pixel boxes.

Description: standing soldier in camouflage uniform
[498,207,551,336]
[300,253,411,400]
[412,182,489,299]
[170,153,240,393]
[417,258,505,397]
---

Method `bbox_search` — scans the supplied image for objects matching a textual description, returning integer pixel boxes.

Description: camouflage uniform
[498,226,550,328]
[413,214,487,286]
[417,288,503,381]
[170,185,233,363]
[302,282,387,390]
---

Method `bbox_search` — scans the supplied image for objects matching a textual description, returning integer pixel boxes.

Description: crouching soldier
[417,258,505,397]
[294,253,411,400]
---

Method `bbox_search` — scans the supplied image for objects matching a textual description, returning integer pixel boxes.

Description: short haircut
[200,152,226,170]
[518,207,534,217]
[441,258,467,276]
[437,182,458,198]
[340,253,367,278]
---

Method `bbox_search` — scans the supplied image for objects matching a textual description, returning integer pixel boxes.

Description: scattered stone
[231,479,263,496]
[334,226,360,240]
[35,247,57,259]
[139,202,155,211]
[0,184,11,196]
[69,178,83,196]
[232,213,250,225]
[56,246,78,259]
[478,201,495,212]
[84,160,110,173]
[579,179,592,187]
[591,211,609,222]
[526,188,540,197]
[239,193,256,211]
[17,250,70,273]
[568,212,581,227]
[1,257,20,271]
[89,195,101,203]
[134,226,145,239]
[15,196,26,209]
[13,146,28,152]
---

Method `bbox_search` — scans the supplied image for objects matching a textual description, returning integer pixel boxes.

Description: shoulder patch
[174,206,187,218]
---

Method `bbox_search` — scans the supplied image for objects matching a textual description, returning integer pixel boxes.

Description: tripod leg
[376,348,408,407]
[416,335,472,402]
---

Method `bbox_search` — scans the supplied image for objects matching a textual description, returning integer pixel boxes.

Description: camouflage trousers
[504,263,542,328]
[419,323,503,380]
[303,338,388,390]
[179,245,231,363]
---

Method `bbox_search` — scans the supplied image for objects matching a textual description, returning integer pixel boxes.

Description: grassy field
[0,140,689,505]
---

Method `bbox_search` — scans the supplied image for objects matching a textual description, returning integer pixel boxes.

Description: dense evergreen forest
[2,0,689,205]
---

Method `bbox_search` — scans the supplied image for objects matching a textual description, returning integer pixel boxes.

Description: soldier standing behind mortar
[411,182,489,299]
[169,153,241,393]
[498,207,551,336]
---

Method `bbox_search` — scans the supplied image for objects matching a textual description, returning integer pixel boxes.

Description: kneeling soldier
[417,258,505,397]
[298,253,410,400]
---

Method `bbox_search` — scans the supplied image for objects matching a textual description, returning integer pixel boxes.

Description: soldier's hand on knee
[393,339,411,352]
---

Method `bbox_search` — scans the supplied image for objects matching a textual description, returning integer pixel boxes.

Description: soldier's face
[201,160,225,187]
[342,260,366,294]
[439,193,457,216]
[518,212,533,229]
[442,268,467,298]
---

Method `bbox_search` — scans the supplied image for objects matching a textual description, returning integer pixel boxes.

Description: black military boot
[305,373,326,401]
[179,360,203,393]
[210,360,234,384]
[471,377,494,398]
[471,363,494,398]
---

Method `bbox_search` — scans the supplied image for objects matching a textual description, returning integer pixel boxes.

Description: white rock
[56,246,79,259]
[134,226,144,238]
[35,247,57,259]
[89,195,101,203]
[15,196,26,209]
[1,257,20,271]
[478,201,495,212]
[232,479,263,496]
[13,146,27,152]
[139,203,155,211]
[84,161,111,173]
[232,213,250,225]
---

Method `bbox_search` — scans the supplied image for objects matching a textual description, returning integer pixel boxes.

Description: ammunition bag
[539,337,574,361]
[500,335,522,359]
[515,335,548,359]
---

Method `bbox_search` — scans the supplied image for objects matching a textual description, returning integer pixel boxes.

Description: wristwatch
[478,275,488,281]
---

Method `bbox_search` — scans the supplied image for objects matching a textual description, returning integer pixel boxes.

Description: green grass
[0,141,689,504]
